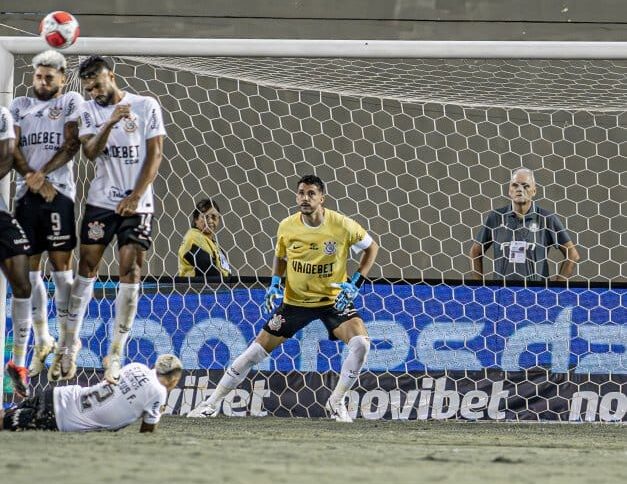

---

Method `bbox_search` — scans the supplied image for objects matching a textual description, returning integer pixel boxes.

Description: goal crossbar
[1,37,627,59]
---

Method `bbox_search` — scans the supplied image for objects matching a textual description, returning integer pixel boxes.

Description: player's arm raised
[116,134,164,216]
[80,104,130,160]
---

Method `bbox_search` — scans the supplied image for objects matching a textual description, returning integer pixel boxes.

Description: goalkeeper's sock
[51,270,73,347]
[109,283,140,357]
[11,297,33,367]
[64,275,95,347]
[207,342,269,405]
[330,335,370,403]
[29,271,50,346]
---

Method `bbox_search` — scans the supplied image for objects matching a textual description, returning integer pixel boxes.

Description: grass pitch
[1,417,624,484]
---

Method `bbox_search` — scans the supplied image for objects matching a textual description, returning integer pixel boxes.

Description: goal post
[0,37,625,421]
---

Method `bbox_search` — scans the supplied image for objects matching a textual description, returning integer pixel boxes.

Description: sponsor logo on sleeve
[65,97,77,117]
[83,111,92,128]
[149,108,160,130]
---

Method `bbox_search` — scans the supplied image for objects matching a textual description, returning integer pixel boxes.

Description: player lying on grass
[188,174,379,422]
[1,354,182,432]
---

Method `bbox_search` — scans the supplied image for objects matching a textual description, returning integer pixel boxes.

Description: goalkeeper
[188,174,378,422]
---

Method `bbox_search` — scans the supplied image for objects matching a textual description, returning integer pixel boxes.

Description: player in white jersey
[9,51,82,379]
[0,106,34,397]
[48,56,166,384]
[0,354,182,432]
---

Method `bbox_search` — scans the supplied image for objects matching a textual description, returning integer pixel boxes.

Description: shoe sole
[29,342,58,377]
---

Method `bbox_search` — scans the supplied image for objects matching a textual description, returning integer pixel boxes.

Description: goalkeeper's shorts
[263,303,361,340]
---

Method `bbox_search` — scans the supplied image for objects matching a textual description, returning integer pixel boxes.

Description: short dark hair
[296,174,325,193]
[191,198,221,227]
[78,55,113,79]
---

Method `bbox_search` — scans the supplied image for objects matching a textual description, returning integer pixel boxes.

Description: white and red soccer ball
[39,11,80,49]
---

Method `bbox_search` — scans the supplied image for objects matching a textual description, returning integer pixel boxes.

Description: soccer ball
[39,11,80,49]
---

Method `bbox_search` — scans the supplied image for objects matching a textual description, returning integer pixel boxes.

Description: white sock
[207,342,269,405]
[29,271,50,346]
[330,335,370,403]
[65,275,95,348]
[109,282,140,358]
[12,297,32,367]
[51,270,73,348]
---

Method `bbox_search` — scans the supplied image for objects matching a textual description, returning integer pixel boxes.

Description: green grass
[1,417,625,484]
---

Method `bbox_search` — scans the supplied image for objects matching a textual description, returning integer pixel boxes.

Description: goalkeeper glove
[264,275,283,314]
[332,272,363,311]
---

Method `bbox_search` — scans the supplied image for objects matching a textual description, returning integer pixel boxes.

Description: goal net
[2,40,626,421]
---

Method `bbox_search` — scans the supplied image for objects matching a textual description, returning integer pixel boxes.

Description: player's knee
[12,280,32,299]
[79,259,99,278]
[348,335,370,361]
[119,262,141,281]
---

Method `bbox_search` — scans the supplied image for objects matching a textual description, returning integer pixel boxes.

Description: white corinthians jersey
[10,92,83,201]
[53,363,167,432]
[78,92,166,213]
[0,107,15,213]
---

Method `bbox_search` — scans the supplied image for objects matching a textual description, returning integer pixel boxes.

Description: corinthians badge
[87,221,105,241]
[323,240,337,255]
[123,115,138,133]
[48,106,62,120]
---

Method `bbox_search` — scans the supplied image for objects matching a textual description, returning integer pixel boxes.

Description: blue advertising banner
[9,283,624,374]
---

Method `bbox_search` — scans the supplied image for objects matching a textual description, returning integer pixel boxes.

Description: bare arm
[357,239,379,278]
[116,135,164,216]
[23,122,80,202]
[40,121,80,175]
[11,126,33,177]
[272,255,287,278]
[0,138,15,180]
[554,241,580,280]
[469,242,484,280]
[80,104,130,161]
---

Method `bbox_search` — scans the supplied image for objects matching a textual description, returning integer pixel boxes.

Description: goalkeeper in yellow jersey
[188,174,379,422]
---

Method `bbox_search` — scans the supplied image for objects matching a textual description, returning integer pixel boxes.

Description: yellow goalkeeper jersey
[178,228,231,278]
[275,209,368,307]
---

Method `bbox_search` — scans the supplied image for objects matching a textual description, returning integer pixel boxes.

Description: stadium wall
[7,282,626,421]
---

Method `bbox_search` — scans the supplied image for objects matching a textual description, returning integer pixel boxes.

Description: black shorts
[263,303,361,340]
[0,211,31,262]
[80,205,153,250]
[14,191,77,255]
[2,389,58,431]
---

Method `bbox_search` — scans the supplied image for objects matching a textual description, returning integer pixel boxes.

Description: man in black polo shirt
[469,168,580,282]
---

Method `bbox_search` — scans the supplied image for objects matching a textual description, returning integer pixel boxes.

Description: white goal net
[2,41,626,421]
